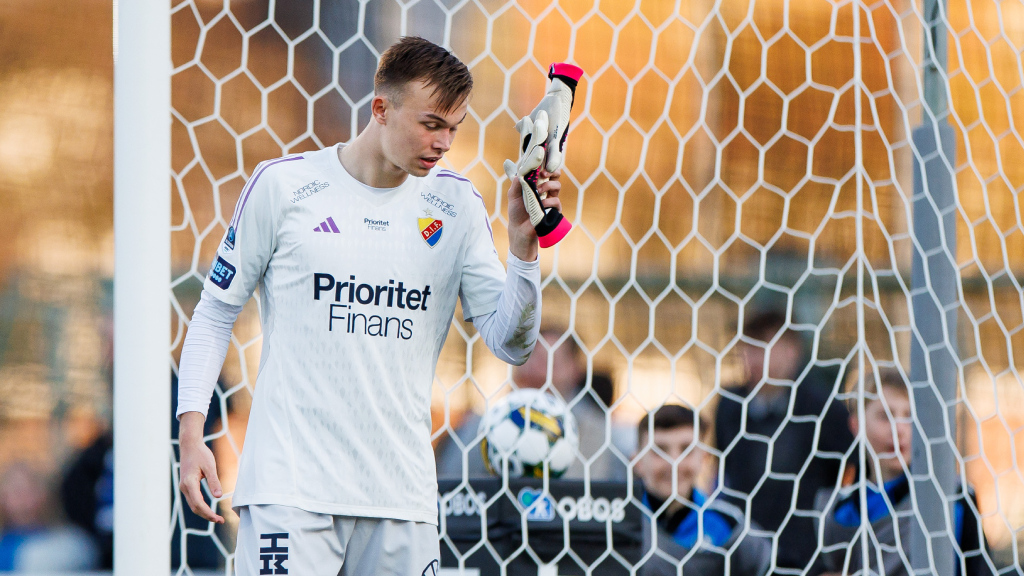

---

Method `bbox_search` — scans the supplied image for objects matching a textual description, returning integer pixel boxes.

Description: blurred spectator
[61,431,112,568]
[635,405,770,576]
[812,369,992,576]
[437,329,631,480]
[61,373,226,569]
[0,462,98,571]
[715,310,854,570]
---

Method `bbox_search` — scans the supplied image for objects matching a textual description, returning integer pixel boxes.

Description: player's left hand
[507,167,561,262]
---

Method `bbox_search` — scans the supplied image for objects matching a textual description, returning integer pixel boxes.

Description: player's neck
[339,129,410,189]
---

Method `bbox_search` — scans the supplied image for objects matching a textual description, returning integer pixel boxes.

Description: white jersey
[206,144,505,524]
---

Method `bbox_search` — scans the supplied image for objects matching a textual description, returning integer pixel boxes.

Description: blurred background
[1,0,1023,572]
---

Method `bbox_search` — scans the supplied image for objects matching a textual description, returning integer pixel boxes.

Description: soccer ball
[478,389,578,478]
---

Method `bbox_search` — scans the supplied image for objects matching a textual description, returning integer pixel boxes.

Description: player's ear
[371,94,389,125]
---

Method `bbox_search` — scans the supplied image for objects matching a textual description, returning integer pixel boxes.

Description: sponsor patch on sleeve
[209,256,237,289]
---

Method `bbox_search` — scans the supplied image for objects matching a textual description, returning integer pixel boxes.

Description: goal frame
[113,0,171,574]
[110,0,970,573]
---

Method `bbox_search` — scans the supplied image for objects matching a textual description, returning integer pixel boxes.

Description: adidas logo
[314,217,340,233]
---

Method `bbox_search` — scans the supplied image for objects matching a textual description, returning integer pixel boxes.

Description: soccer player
[175,37,559,575]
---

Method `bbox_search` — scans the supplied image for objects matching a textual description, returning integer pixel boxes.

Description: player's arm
[460,185,542,364]
[471,250,541,365]
[176,158,282,523]
[176,291,243,524]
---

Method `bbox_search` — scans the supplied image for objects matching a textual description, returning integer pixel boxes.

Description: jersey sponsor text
[314,273,431,339]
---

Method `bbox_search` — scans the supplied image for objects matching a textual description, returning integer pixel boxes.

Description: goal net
[168,0,1023,573]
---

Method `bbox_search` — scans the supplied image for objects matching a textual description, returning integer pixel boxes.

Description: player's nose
[435,130,454,152]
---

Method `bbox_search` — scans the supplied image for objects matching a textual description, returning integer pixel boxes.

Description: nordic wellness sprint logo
[313,273,431,340]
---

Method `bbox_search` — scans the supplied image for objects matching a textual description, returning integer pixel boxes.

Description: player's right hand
[178,411,225,524]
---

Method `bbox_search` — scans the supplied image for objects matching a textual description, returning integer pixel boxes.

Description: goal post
[909,0,958,574]
[113,0,171,574]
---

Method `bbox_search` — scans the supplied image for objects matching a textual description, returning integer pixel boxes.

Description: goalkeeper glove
[504,63,583,248]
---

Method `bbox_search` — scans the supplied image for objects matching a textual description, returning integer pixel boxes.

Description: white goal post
[113,0,171,574]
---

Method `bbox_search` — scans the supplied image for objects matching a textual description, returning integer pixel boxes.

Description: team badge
[418,210,443,248]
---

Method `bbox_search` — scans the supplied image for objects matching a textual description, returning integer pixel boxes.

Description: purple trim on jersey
[435,170,492,240]
[437,171,471,183]
[229,156,304,232]
[326,216,340,233]
[472,189,494,241]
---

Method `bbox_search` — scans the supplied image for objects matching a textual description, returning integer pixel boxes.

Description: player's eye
[424,123,439,130]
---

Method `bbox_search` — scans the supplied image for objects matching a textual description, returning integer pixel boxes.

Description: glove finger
[519,177,545,227]
[518,145,545,176]
[503,159,518,182]
[514,116,533,139]
[531,110,549,145]
[545,149,564,173]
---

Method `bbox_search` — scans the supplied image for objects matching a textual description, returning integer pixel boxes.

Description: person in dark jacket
[636,405,771,576]
[715,310,854,570]
[813,368,993,576]
[61,374,227,569]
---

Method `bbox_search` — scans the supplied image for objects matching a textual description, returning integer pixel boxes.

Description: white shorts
[235,505,441,576]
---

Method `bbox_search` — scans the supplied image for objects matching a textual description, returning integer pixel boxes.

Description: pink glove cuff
[549,63,584,82]
[538,217,572,248]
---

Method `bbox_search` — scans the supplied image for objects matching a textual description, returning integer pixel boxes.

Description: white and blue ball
[478,389,578,478]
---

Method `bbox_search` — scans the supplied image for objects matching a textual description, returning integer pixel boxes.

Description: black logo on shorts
[259,533,288,574]
[421,559,439,576]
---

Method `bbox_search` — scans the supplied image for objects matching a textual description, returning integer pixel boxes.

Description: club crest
[418,211,443,248]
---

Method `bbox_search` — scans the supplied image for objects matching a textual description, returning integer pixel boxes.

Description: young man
[714,309,854,569]
[175,37,560,575]
[635,405,771,576]
[813,369,992,576]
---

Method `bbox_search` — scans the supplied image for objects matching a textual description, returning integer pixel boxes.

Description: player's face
[861,388,912,481]
[380,80,469,177]
[635,426,705,503]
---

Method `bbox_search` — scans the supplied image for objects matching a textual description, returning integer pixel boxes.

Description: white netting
[168,0,1024,573]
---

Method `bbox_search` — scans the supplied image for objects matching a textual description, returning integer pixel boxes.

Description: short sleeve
[458,188,506,320]
[203,160,282,306]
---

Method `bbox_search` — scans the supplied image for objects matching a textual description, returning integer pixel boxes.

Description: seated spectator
[636,405,770,576]
[0,462,98,571]
[715,309,854,570]
[813,369,992,576]
[436,329,631,480]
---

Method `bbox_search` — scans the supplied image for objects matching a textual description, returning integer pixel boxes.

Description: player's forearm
[473,251,541,365]
[176,290,243,419]
[178,411,207,445]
